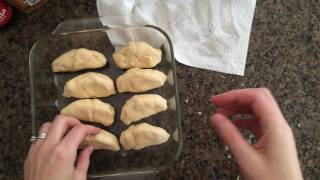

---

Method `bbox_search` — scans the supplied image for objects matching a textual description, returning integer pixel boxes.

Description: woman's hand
[24,115,100,180]
[210,88,303,180]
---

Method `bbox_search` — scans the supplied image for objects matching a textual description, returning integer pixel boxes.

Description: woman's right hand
[24,115,100,180]
[210,88,303,180]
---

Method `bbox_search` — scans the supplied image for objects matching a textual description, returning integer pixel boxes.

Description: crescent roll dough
[82,130,120,151]
[52,48,107,72]
[116,68,166,93]
[120,123,170,150]
[63,72,116,98]
[120,94,167,125]
[113,41,161,69]
[61,99,115,126]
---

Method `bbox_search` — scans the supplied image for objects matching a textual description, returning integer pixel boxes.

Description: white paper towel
[97,0,256,76]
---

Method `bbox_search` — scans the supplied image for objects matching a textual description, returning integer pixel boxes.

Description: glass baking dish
[29,17,182,178]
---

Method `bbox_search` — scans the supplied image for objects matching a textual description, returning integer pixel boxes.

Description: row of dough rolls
[51,41,162,73]
[63,68,166,99]
[81,123,170,151]
[61,94,168,127]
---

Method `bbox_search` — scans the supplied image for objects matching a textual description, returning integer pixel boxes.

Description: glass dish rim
[28,19,182,177]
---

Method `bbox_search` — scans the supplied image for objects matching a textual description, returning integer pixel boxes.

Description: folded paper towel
[97,0,256,76]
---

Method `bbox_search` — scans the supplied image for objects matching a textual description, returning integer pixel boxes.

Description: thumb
[210,113,257,166]
[75,146,94,180]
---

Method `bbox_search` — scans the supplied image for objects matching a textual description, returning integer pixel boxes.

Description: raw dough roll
[116,68,166,93]
[63,72,116,98]
[120,123,170,150]
[52,48,107,72]
[120,94,167,125]
[61,99,115,126]
[82,129,120,151]
[113,41,161,69]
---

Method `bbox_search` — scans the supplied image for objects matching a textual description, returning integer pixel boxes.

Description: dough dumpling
[120,94,167,125]
[116,68,166,93]
[120,123,170,150]
[113,41,161,69]
[82,130,120,151]
[52,48,107,72]
[63,72,116,98]
[61,99,115,126]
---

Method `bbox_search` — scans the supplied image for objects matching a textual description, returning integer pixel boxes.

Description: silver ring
[30,136,37,143]
[37,132,47,139]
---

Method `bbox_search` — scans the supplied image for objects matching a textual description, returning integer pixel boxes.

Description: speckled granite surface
[0,0,319,179]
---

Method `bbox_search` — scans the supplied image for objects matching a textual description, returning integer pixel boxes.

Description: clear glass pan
[29,18,182,178]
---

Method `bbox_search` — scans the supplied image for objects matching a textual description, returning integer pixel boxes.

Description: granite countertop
[0,1,319,179]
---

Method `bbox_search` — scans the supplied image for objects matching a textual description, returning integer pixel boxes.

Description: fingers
[211,88,284,128]
[60,124,100,152]
[25,122,51,180]
[28,122,52,159]
[216,106,252,117]
[75,146,94,179]
[36,122,52,143]
[210,114,257,165]
[44,115,81,146]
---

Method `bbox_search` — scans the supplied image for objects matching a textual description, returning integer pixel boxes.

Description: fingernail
[211,95,220,104]
[209,114,218,127]
[210,114,227,130]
